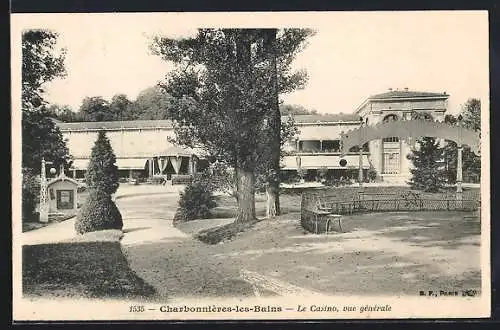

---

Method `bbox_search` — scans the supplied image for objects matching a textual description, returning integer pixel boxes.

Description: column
[73,188,78,210]
[319,140,323,152]
[358,145,363,186]
[148,158,154,177]
[72,168,76,179]
[39,158,49,223]
[129,169,133,179]
[456,145,463,208]
[188,156,193,175]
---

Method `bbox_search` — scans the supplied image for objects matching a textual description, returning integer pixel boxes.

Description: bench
[315,197,344,233]
[326,214,343,233]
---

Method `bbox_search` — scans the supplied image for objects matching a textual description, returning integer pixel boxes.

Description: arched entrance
[340,118,480,199]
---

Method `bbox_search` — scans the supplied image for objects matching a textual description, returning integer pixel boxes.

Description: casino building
[56,89,449,184]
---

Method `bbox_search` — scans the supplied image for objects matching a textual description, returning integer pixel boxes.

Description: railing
[300,191,480,234]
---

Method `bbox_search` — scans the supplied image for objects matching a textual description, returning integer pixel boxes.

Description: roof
[283,113,360,123]
[369,90,449,100]
[154,146,194,157]
[57,120,173,131]
[57,115,360,132]
[355,89,450,114]
[47,175,78,187]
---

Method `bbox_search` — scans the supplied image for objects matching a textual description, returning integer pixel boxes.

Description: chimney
[404,87,409,92]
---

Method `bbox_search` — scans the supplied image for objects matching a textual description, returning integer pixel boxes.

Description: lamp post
[456,115,463,208]
[358,117,364,186]
[39,158,54,223]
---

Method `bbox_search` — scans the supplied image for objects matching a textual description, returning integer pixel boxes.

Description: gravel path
[117,193,481,299]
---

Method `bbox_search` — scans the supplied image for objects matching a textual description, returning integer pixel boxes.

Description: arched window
[411,111,434,121]
[382,114,399,142]
[382,114,398,123]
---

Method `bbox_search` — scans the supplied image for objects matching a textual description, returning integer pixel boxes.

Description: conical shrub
[75,189,123,234]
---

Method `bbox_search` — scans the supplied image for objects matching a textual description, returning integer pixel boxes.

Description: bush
[174,180,217,222]
[172,174,193,185]
[297,168,308,180]
[150,176,165,185]
[85,131,119,195]
[367,166,377,182]
[324,177,353,187]
[74,189,123,234]
[22,167,40,222]
[280,170,300,184]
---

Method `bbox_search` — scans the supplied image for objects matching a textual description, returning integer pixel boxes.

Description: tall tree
[21,30,69,169]
[79,96,113,122]
[129,86,173,120]
[22,109,70,172]
[249,29,314,218]
[109,94,132,121]
[153,29,273,222]
[22,30,66,110]
[152,28,313,221]
[407,137,447,192]
[461,98,481,132]
[46,103,82,122]
[85,131,119,195]
[21,29,69,221]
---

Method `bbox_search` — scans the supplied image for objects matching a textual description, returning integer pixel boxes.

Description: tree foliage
[174,179,217,222]
[151,28,313,222]
[21,29,70,221]
[109,94,132,121]
[407,137,447,192]
[280,104,318,116]
[461,98,481,132]
[79,96,113,122]
[441,100,481,183]
[22,109,70,172]
[22,30,66,110]
[85,131,119,195]
[131,86,173,120]
[74,189,123,234]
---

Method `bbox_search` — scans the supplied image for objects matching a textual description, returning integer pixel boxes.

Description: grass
[210,186,479,219]
[189,185,480,245]
[23,241,157,300]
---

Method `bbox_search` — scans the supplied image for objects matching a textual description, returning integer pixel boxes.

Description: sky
[12,11,489,115]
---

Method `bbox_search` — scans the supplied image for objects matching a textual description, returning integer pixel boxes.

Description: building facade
[56,89,449,184]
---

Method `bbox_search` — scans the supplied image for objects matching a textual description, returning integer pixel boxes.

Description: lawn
[195,186,480,244]
[23,241,157,300]
[126,210,481,298]
[210,186,480,220]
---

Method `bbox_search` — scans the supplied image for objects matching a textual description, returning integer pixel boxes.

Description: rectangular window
[57,190,74,210]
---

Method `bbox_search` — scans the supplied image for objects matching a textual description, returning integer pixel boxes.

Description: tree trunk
[265,28,281,218]
[235,166,256,223]
[265,184,279,218]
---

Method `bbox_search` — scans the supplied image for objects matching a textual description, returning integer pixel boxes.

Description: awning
[70,158,148,170]
[115,158,149,170]
[281,154,370,170]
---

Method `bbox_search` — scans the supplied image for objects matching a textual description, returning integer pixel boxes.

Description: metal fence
[300,191,480,234]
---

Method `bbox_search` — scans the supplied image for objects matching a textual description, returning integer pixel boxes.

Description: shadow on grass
[341,211,481,250]
[23,241,156,301]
